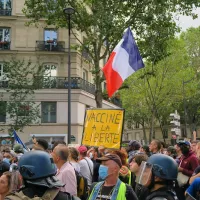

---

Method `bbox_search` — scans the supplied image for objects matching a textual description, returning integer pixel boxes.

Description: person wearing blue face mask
[88,153,138,200]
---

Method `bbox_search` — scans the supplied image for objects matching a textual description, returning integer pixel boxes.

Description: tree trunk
[94,61,103,108]
[149,108,155,143]
[142,121,147,144]
[95,89,103,108]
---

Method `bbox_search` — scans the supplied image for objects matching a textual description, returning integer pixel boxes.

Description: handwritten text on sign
[82,109,124,149]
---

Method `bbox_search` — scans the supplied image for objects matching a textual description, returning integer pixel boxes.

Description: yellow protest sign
[82,109,124,149]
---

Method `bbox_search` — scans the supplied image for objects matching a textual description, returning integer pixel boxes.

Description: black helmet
[147,154,178,180]
[18,151,56,180]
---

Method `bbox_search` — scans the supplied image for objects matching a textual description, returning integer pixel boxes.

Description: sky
[176,7,200,32]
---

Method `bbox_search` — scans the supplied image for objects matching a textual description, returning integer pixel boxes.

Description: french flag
[102,27,145,97]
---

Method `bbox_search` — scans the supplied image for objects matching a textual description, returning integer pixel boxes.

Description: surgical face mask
[98,165,108,180]
[89,152,93,159]
[3,158,10,165]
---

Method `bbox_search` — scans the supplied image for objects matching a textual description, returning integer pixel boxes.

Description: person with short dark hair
[51,144,77,196]
[32,138,49,151]
[191,140,199,153]
[149,139,161,154]
[127,140,141,163]
[129,154,149,200]
[52,141,66,151]
[166,146,177,159]
[140,145,151,157]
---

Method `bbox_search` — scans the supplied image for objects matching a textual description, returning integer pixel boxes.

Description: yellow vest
[89,180,126,200]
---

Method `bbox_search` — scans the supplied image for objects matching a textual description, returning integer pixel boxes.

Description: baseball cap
[96,153,122,168]
[78,145,87,153]
[177,141,191,146]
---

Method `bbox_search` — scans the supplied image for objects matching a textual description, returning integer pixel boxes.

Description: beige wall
[0,0,120,145]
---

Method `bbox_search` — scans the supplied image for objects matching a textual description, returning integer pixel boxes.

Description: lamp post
[63,6,75,144]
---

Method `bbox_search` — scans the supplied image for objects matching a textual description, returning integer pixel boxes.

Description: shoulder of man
[55,191,80,200]
[125,184,138,200]
[146,190,177,200]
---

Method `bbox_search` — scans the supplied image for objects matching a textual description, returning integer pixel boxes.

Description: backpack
[75,170,89,200]
[5,188,59,200]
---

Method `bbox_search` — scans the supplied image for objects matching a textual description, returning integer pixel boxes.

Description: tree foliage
[121,27,200,142]
[23,0,200,107]
[0,59,40,134]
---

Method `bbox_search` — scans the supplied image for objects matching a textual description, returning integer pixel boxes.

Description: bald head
[54,144,69,161]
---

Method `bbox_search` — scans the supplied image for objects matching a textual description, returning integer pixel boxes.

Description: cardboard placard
[82,109,124,149]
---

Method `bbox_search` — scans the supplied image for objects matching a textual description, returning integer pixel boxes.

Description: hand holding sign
[82,109,124,149]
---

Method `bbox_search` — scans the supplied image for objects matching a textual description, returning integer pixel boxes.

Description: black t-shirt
[96,185,115,200]
[90,183,138,200]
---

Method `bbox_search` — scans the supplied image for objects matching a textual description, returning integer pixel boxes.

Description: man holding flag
[102,27,144,97]
[13,130,29,152]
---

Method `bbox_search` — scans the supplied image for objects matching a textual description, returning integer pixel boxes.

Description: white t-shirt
[79,157,93,186]
[70,161,80,173]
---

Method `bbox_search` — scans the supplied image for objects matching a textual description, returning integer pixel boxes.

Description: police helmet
[18,151,56,180]
[147,154,178,180]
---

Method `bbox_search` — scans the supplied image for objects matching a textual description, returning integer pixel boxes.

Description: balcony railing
[0,76,121,107]
[0,41,10,50]
[33,76,96,95]
[0,9,12,16]
[36,41,65,52]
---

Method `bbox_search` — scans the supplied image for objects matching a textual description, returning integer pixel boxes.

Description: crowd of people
[0,138,200,200]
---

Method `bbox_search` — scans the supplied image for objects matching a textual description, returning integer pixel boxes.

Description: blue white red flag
[13,130,29,151]
[102,27,145,97]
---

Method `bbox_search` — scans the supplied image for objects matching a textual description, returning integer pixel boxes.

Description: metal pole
[67,14,71,144]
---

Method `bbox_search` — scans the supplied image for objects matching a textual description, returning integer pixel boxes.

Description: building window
[83,69,88,81]
[41,102,56,123]
[0,101,6,122]
[44,29,57,43]
[0,0,11,9]
[43,64,57,77]
[0,27,10,42]
[135,122,139,128]
[17,103,30,117]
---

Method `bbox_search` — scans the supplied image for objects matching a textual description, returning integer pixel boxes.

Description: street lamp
[63,6,75,144]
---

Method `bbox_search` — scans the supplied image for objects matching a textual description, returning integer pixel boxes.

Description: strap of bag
[42,188,60,200]
[84,158,93,177]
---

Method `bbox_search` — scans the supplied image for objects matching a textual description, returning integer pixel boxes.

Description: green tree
[23,0,200,107]
[121,36,197,142]
[0,59,40,134]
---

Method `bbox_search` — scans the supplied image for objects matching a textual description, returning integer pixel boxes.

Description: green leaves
[0,59,40,133]
[23,0,200,107]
